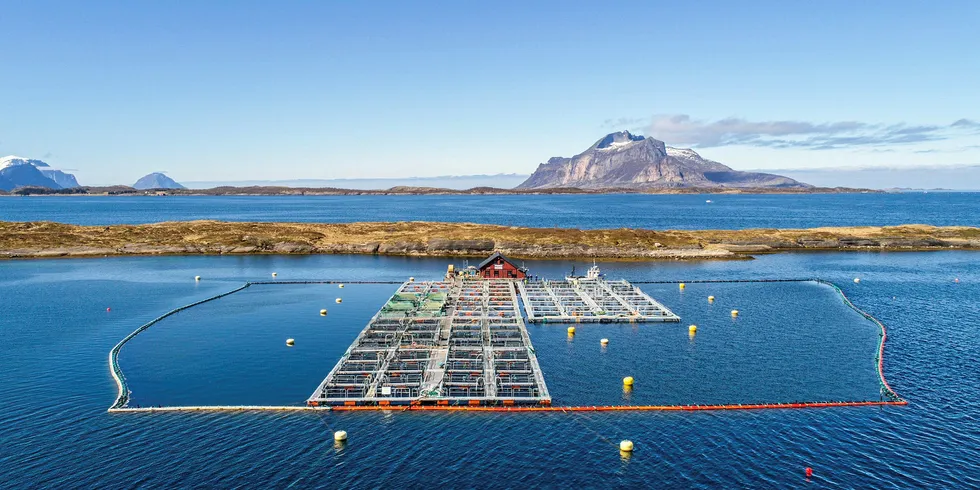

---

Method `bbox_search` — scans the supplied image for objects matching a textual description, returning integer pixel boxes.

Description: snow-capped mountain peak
[595,130,646,150]
[0,155,79,189]
[666,147,712,164]
[0,156,50,169]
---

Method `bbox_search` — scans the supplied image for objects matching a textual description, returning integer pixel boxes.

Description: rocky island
[518,131,807,190]
[1,221,976,260]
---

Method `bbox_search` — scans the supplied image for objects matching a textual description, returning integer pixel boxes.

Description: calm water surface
[2,252,979,487]
[1,193,978,229]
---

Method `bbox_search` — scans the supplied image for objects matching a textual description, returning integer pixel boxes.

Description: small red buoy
[955,278,960,283]
[805,467,813,478]
[106,307,111,312]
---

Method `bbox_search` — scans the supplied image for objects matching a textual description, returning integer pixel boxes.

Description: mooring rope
[108,283,252,410]
[250,280,406,285]
[628,278,812,284]
[107,277,905,412]
[625,277,905,403]
[814,279,903,402]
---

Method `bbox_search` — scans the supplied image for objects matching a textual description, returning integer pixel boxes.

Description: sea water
[2,252,979,487]
[1,192,978,229]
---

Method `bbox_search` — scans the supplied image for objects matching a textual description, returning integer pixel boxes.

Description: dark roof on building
[477,251,522,270]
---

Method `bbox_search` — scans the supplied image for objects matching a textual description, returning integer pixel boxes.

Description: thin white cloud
[641,114,980,150]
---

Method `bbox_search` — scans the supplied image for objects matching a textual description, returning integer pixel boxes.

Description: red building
[477,252,527,279]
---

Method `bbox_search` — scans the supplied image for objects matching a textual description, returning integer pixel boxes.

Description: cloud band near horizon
[636,114,980,150]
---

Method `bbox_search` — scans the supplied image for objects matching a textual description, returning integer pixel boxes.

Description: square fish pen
[308,278,551,407]
[517,278,680,323]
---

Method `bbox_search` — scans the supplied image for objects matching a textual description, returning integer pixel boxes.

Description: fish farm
[306,257,680,407]
[106,253,906,414]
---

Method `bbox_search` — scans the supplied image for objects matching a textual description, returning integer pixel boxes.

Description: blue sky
[1,1,978,185]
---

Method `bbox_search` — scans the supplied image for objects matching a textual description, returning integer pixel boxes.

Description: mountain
[516,131,808,189]
[0,161,61,191]
[0,156,78,191]
[133,173,185,190]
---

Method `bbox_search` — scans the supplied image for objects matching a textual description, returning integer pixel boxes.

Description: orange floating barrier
[329,399,907,413]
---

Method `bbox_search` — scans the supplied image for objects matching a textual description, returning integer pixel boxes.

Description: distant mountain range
[4,150,976,193]
[182,174,529,190]
[518,131,807,189]
[133,172,185,190]
[0,156,80,191]
[0,157,192,192]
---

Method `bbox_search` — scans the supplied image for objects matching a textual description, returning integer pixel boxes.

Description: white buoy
[272,272,277,277]
[286,338,295,346]
[409,277,415,282]
[600,338,609,345]
[194,276,201,281]
[708,295,715,302]
[731,309,739,317]
[334,430,347,441]
[320,309,327,316]
[338,284,345,288]
[854,278,861,283]
[620,440,634,452]
[335,298,343,304]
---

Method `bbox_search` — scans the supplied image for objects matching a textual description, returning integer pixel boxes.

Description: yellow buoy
[320,309,327,316]
[679,283,686,289]
[338,284,345,288]
[620,440,634,452]
[286,338,295,346]
[336,298,343,304]
[731,309,739,317]
[854,278,861,283]
[567,326,576,335]
[194,276,201,281]
[708,295,715,302]
[334,430,348,442]
[623,376,634,386]
[272,272,277,277]
[600,338,609,345]
[689,324,697,334]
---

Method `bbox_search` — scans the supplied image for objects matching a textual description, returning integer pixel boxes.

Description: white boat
[566,261,603,281]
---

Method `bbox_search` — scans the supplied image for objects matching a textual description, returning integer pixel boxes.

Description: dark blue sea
[1,192,979,228]
[2,194,980,487]
[2,251,979,488]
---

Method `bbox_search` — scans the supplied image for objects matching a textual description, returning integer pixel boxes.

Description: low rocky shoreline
[1,221,977,260]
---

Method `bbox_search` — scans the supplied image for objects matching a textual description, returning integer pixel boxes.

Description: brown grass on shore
[1,220,978,260]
